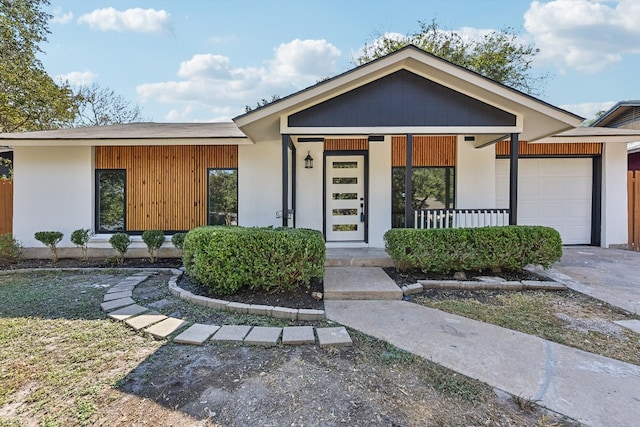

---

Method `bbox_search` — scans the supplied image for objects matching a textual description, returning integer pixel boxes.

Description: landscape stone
[174,324,220,345]
[103,290,132,301]
[244,326,282,346]
[210,325,252,343]
[107,304,148,321]
[145,317,188,339]
[297,308,325,321]
[613,319,640,334]
[226,302,250,314]
[475,276,507,283]
[316,327,353,348]
[282,326,315,345]
[402,283,423,295]
[204,298,230,310]
[453,271,467,280]
[100,297,136,311]
[272,306,298,320]
[125,312,167,330]
[147,298,172,310]
[248,304,273,316]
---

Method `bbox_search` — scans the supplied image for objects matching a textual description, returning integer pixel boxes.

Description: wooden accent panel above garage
[496,140,602,157]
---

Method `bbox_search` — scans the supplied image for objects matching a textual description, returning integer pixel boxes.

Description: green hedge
[384,226,562,273]
[183,226,325,295]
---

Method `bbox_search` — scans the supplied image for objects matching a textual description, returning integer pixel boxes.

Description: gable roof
[234,45,583,143]
[591,100,640,127]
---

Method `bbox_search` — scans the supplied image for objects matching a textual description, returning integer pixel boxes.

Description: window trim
[95,169,127,233]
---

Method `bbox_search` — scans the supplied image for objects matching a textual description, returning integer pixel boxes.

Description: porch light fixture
[304,151,314,169]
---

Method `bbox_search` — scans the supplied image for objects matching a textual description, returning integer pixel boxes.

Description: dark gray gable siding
[288,69,516,127]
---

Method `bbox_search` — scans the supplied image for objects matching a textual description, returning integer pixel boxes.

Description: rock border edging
[167,269,326,321]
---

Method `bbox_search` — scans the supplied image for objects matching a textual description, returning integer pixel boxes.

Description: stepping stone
[282,326,315,345]
[101,297,136,311]
[244,326,282,346]
[614,319,640,334]
[108,304,148,321]
[210,325,252,343]
[103,290,132,301]
[147,299,172,310]
[316,327,353,348]
[107,284,136,293]
[145,317,188,339]
[174,324,220,345]
[125,312,167,330]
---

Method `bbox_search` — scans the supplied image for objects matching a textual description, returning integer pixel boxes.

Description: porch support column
[281,134,290,227]
[404,133,413,228]
[509,133,519,225]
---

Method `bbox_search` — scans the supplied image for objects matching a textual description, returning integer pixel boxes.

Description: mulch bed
[383,267,544,287]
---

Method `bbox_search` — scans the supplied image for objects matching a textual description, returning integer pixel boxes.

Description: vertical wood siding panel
[96,145,238,231]
[391,136,456,166]
[324,138,369,151]
[0,180,13,234]
[496,140,603,156]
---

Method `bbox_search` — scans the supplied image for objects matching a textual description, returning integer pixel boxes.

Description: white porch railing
[413,209,510,229]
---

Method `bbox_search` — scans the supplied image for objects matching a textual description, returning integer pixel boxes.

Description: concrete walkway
[325,248,640,427]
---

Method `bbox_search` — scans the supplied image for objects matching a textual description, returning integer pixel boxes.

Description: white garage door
[496,158,592,245]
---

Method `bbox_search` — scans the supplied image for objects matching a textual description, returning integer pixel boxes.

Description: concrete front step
[324,266,402,300]
[325,248,394,268]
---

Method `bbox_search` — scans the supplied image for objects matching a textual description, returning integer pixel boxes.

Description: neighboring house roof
[629,141,640,154]
[0,122,251,146]
[234,44,583,144]
[591,100,640,127]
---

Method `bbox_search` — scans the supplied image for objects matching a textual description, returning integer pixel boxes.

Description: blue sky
[42,0,640,123]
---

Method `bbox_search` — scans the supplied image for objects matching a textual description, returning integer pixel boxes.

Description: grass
[0,271,164,426]
[414,289,640,365]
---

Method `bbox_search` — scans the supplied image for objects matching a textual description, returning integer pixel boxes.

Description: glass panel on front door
[326,155,365,242]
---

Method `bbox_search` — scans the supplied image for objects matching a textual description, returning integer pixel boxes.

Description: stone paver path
[99,270,351,348]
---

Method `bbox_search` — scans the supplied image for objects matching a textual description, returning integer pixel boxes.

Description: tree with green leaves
[355,20,547,96]
[0,0,77,133]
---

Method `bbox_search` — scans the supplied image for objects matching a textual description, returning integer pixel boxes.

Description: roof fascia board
[283,125,522,135]
[5,137,253,147]
[534,135,640,144]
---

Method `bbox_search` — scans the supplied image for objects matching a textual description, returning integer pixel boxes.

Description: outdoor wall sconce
[304,151,314,169]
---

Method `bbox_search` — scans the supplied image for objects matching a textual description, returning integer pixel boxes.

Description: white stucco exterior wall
[238,140,281,228]
[368,139,392,247]
[294,143,324,232]
[600,142,628,247]
[456,137,496,209]
[13,146,94,248]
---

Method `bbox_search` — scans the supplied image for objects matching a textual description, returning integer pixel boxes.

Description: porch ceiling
[234,45,583,144]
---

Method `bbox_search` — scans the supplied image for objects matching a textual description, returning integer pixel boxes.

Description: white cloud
[524,0,640,73]
[77,8,172,34]
[559,101,616,120]
[137,39,342,121]
[56,70,98,86]
[51,7,73,24]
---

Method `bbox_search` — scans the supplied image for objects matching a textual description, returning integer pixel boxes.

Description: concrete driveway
[541,246,640,315]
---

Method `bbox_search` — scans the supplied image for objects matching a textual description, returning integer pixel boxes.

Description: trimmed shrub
[70,228,92,260]
[109,233,131,264]
[171,232,186,251]
[384,226,562,273]
[183,226,325,295]
[142,230,164,263]
[34,231,64,262]
[0,233,23,263]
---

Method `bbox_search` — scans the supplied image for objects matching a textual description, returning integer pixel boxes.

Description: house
[590,100,640,171]
[1,45,637,256]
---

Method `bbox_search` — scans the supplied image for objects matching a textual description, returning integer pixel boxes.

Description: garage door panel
[495,158,592,245]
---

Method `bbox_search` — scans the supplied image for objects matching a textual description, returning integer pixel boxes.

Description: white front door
[325,155,365,241]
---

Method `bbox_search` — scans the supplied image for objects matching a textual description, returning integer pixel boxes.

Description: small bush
[0,233,23,263]
[171,232,186,250]
[70,228,92,260]
[384,226,562,273]
[142,230,164,263]
[109,233,131,264]
[183,226,325,295]
[34,231,64,262]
